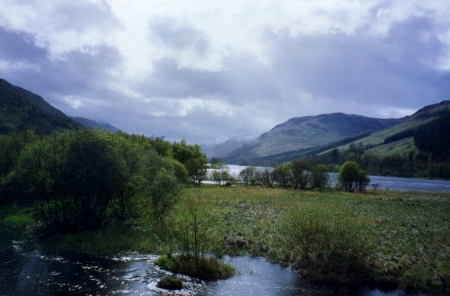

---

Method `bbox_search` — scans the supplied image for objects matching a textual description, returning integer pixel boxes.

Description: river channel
[1,245,413,296]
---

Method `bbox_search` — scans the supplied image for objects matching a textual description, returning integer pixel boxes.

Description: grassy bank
[2,186,450,294]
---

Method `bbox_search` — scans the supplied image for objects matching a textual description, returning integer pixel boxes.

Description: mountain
[223,113,402,164]
[71,117,119,133]
[0,78,81,134]
[332,100,450,156]
[235,100,450,166]
[201,134,259,159]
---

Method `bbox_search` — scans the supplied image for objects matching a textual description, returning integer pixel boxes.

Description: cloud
[1,0,450,143]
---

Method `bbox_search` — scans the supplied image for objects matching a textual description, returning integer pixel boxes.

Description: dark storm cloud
[149,17,209,56]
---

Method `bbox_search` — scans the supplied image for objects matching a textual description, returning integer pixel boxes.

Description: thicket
[238,159,330,190]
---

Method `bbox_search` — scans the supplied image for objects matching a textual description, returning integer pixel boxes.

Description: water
[217,165,450,193]
[0,246,410,296]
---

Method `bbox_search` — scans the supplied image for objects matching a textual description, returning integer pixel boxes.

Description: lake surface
[0,245,414,296]
[219,165,450,193]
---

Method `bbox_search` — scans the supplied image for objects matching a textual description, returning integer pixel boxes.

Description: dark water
[1,244,416,296]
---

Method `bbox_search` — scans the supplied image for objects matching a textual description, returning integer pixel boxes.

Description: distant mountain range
[2,77,448,166]
[222,101,450,166]
[201,134,259,158]
[222,113,402,164]
[0,78,118,134]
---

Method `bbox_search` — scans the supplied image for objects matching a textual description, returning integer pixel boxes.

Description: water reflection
[1,247,416,296]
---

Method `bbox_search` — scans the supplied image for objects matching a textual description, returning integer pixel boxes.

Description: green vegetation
[0,78,81,135]
[156,275,183,290]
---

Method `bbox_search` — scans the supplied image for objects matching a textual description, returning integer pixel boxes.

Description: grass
[2,185,450,294]
[154,255,235,280]
[156,275,183,290]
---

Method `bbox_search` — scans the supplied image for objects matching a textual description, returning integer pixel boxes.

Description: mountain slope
[0,78,81,134]
[332,100,450,156]
[201,134,259,158]
[71,117,119,133]
[224,113,402,164]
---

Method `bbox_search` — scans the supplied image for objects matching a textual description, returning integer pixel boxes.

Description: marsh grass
[156,275,183,290]
[3,186,449,294]
[154,255,235,280]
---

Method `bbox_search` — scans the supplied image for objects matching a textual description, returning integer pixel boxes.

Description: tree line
[0,129,209,233]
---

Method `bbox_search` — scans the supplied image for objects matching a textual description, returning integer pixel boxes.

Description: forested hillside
[0,79,80,134]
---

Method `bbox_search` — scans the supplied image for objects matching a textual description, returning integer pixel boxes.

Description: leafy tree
[185,156,208,186]
[255,168,274,188]
[239,166,256,185]
[338,161,370,192]
[291,159,311,189]
[148,168,182,223]
[272,163,293,188]
[7,129,181,232]
[310,164,329,189]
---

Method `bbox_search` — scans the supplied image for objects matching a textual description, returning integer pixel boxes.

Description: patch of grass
[156,275,183,290]
[155,255,235,280]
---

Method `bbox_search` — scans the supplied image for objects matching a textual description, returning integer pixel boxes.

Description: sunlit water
[0,245,420,296]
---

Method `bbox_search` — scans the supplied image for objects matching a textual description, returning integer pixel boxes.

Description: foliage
[154,255,235,280]
[148,168,182,223]
[185,156,208,186]
[156,275,183,290]
[0,78,81,135]
[5,129,181,233]
[309,164,329,189]
[239,166,256,185]
[169,193,222,259]
[414,115,450,159]
[279,205,371,284]
[338,161,370,192]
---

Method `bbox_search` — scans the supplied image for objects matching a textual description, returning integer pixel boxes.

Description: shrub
[279,205,371,284]
[156,275,182,290]
[338,161,370,192]
[310,164,329,189]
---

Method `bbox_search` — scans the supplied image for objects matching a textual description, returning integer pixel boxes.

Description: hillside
[224,113,402,164]
[201,134,259,159]
[71,117,119,133]
[241,100,450,166]
[333,100,450,156]
[0,78,80,134]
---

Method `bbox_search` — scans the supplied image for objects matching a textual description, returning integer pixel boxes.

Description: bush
[279,205,371,284]
[310,164,329,189]
[338,161,370,192]
[156,275,182,290]
[155,255,234,280]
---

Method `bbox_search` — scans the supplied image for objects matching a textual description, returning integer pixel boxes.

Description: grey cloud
[0,27,47,62]
[51,1,121,33]
[149,17,209,56]
[265,15,450,111]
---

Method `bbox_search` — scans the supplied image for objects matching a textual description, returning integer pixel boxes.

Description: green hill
[0,78,81,134]
[224,113,402,164]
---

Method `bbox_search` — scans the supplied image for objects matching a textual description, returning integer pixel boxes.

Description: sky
[1,0,450,143]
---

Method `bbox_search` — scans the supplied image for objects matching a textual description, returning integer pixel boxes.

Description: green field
[2,185,450,295]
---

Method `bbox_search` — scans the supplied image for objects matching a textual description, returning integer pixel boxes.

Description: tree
[338,161,370,192]
[291,159,311,189]
[149,168,181,223]
[310,164,329,189]
[271,163,293,188]
[185,156,208,186]
[239,166,256,185]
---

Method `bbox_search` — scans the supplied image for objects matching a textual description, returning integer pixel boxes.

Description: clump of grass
[156,275,183,290]
[278,205,372,286]
[154,255,235,280]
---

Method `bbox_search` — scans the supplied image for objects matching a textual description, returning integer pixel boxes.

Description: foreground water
[1,245,418,296]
